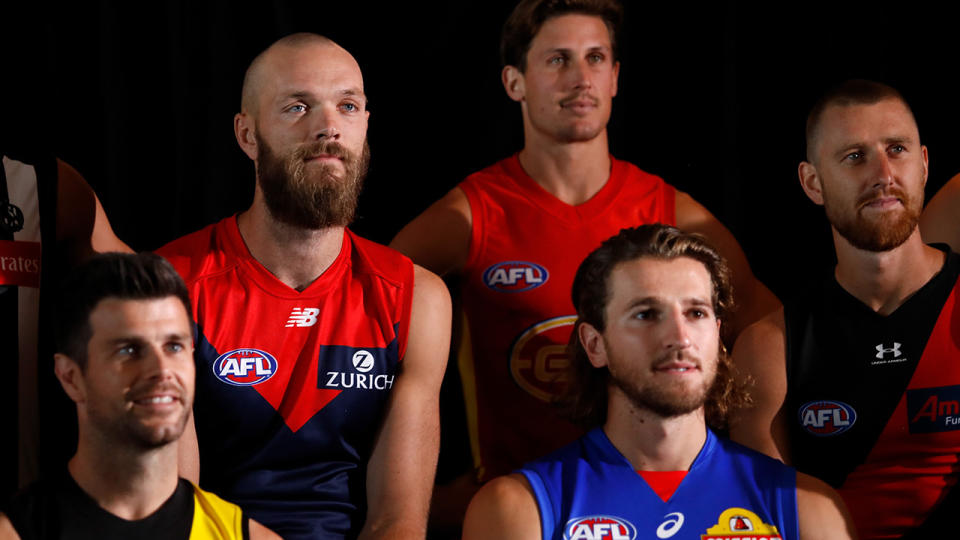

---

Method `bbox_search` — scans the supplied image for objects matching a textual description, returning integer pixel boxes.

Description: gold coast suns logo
[701,508,782,540]
[509,315,577,402]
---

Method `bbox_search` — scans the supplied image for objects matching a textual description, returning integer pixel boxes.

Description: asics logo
[286,307,320,327]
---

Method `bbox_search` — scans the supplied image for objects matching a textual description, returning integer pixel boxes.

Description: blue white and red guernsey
[520,428,799,540]
[157,216,414,540]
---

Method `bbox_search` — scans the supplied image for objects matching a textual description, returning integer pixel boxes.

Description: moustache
[856,187,908,209]
[296,140,352,162]
[559,92,599,108]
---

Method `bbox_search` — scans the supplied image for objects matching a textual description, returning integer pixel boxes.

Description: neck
[602,390,707,471]
[69,427,179,520]
[237,194,344,291]
[834,228,944,315]
[518,129,612,205]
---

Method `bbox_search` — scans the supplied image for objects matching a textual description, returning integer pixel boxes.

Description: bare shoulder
[0,513,21,540]
[795,472,857,539]
[734,308,786,369]
[921,171,960,252]
[248,518,282,540]
[390,187,472,276]
[463,474,541,540]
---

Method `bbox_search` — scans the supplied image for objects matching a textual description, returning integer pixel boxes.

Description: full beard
[825,185,921,252]
[609,350,716,419]
[256,134,370,230]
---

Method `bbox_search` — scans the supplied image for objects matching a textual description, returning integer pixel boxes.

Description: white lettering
[488,268,508,286]
[240,357,257,375]
[802,409,818,427]
[569,524,596,540]
[255,356,272,375]
[507,267,525,284]
[816,409,832,427]
[831,409,849,426]
[525,267,543,283]
[326,372,339,386]
[219,357,241,377]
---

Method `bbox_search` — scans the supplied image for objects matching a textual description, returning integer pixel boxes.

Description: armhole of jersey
[397,257,416,361]
[242,516,250,540]
[663,181,677,226]
[519,469,553,540]
[459,181,484,271]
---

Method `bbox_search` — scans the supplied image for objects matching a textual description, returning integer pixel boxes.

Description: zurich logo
[213,348,278,386]
[483,261,549,293]
[798,400,857,436]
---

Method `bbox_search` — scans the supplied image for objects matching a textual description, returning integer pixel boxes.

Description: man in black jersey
[0,253,278,539]
[730,80,960,538]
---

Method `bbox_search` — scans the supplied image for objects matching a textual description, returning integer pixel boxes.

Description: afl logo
[510,315,576,402]
[352,350,375,373]
[213,348,278,386]
[564,515,636,540]
[798,400,857,436]
[483,261,548,292]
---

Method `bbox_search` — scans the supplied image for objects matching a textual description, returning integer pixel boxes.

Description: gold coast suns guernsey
[458,154,675,481]
[158,217,414,539]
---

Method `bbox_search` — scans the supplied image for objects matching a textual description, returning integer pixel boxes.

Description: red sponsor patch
[0,240,41,288]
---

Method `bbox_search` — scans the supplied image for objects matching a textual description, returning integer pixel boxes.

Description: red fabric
[636,470,687,502]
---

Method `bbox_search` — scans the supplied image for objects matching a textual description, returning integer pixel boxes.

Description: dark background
[4,1,960,298]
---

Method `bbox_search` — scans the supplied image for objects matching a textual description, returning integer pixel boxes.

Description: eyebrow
[280,88,366,102]
[832,135,914,159]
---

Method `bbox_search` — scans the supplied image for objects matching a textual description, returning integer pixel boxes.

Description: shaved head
[240,33,339,115]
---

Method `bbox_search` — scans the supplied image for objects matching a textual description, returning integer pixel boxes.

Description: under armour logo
[876,342,902,359]
[285,307,320,327]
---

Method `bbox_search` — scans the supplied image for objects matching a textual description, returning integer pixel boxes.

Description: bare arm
[675,191,779,340]
[0,514,20,540]
[728,309,792,463]
[462,474,541,540]
[920,172,960,251]
[389,187,471,276]
[55,159,130,262]
[358,265,451,539]
[797,472,857,539]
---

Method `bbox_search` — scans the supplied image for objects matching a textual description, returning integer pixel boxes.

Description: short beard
[256,133,370,230]
[87,387,191,450]
[824,185,920,252]
[608,350,715,419]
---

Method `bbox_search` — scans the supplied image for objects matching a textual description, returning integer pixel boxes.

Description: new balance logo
[286,307,320,327]
[876,342,902,359]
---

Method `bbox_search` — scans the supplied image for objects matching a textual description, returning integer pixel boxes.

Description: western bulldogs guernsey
[784,246,960,538]
[459,155,675,481]
[158,216,414,539]
[520,428,799,540]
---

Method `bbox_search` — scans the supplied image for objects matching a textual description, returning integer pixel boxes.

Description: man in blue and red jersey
[157,33,451,540]
[462,225,853,539]
[389,0,778,530]
[731,79,960,538]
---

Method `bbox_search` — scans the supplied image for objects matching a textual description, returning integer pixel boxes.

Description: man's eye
[166,342,185,353]
[587,53,605,63]
[340,102,358,113]
[117,345,137,356]
[548,56,566,65]
[634,309,655,320]
[287,104,306,113]
[890,144,906,154]
[844,151,863,162]
[689,309,708,319]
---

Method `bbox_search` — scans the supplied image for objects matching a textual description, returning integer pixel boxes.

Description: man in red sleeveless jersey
[731,79,960,538]
[389,0,777,531]
[158,33,451,539]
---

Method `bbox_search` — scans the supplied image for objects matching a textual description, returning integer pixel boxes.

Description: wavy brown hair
[558,224,750,429]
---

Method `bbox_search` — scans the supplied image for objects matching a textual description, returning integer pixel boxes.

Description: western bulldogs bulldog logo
[702,507,782,539]
[213,348,278,386]
[798,400,857,436]
[483,261,548,292]
[563,515,636,540]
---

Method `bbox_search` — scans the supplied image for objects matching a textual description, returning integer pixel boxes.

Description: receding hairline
[804,81,915,162]
[240,33,345,114]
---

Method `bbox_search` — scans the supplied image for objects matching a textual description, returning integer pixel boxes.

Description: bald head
[240,33,349,115]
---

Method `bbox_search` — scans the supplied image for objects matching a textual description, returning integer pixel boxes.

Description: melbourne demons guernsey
[458,155,675,480]
[158,216,414,539]
[519,428,799,540]
[784,246,960,538]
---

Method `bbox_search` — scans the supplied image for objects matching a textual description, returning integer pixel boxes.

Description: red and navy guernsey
[158,216,415,540]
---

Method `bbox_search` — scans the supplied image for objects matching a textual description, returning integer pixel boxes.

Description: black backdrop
[5,1,960,299]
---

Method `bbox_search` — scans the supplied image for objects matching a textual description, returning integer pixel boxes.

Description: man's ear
[502,65,525,103]
[578,322,608,368]
[234,112,259,161]
[798,161,825,206]
[54,353,86,404]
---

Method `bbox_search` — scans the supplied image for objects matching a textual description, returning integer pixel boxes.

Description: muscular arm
[797,473,857,539]
[675,191,779,340]
[920,172,960,251]
[358,265,451,539]
[55,159,130,262]
[462,474,541,540]
[389,187,471,276]
[728,309,792,463]
[0,514,20,540]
